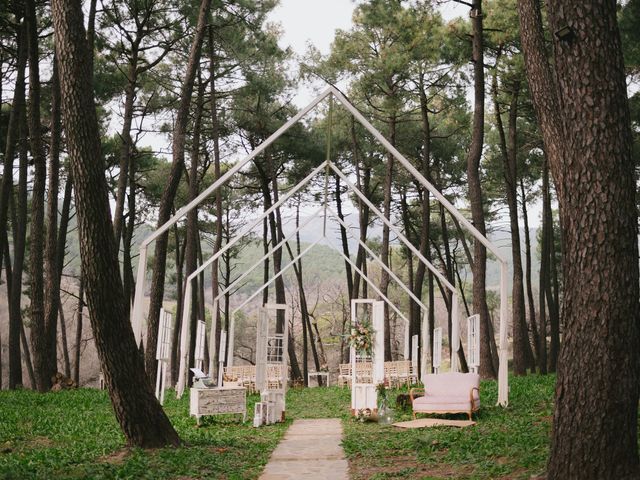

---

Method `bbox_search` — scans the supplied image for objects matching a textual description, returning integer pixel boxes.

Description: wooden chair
[338,363,351,387]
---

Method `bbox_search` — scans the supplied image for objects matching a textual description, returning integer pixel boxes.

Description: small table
[307,371,330,387]
[190,386,246,425]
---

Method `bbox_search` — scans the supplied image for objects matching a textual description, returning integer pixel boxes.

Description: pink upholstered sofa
[409,372,480,420]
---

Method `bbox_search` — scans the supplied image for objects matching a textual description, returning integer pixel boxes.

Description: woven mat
[392,418,476,429]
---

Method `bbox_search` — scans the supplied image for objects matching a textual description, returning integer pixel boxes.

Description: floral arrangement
[354,408,373,422]
[349,321,375,356]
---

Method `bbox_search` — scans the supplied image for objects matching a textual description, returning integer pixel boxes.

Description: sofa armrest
[409,387,424,402]
[470,387,480,409]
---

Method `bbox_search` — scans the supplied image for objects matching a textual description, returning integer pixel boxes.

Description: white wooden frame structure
[194,320,206,372]
[467,314,480,374]
[432,327,443,373]
[256,303,288,424]
[350,299,385,412]
[155,309,172,405]
[221,209,428,372]
[132,86,510,406]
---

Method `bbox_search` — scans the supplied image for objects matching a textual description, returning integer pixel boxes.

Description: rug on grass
[392,418,476,429]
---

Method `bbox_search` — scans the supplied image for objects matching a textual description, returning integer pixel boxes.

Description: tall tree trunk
[185,75,205,385]
[466,0,497,379]
[52,0,180,447]
[58,304,71,378]
[20,320,35,388]
[44,51,63,382]
[537,158,550,374]
[351,117,370,306]
[269,167,302,382]
[546,201,560,372]
[112,57,138,244]
[414,76,432,371]
[380,116,396,361]
[0,19,26,300]
[491,73,530,374]
[170,224,185,384]
[520,179,539,370]
[7,32,27,389]
[73,274,84,386]
[145,0,212,380]
[122,153,136,317]
[26,0,51,391]
[518,0,639,477]
[335,174,354,299]
[208,27,224,375]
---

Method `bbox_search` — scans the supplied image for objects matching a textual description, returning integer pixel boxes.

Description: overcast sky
[266,0,467,105]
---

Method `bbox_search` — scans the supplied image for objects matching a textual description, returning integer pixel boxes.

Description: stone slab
[259,459,349,480]
[285,419,342,437]
[258,419,349,480]
[270,436,343,460]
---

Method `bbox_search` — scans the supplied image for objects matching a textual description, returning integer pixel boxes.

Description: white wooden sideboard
[190,386,246,425]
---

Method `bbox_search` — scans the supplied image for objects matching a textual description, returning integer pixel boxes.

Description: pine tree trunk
[170,225,185,384]
[185,76,205,383]
[413,77,432,367]
[112,60,138,244]
[491,74,530,375]
[537,159,550,374]
[51,0,180,447]
[73,274,83,386]
[546,203,560,372]
[44,52,63,383]
[122,155,136,317]
[466,0,496,379]
[520,180,539,370]
[335,174,354,299]
[145,0,212,380]
[351,117,370,306]
[0,21,26,311]
[7,35,27,389]
[20,320,35,389]
[518,0,639,476]
[58,304,71,378]
[380,117,396,362]
[26,0,51,392]
[208,27,224,375]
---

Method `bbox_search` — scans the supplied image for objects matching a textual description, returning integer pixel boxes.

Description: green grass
[0,375,559,479]
[343,375,556,479]
[0,389,287,479]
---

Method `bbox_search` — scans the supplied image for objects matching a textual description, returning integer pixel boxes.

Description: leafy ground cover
[342,374,556,480]
[0,374,561,479]
[0,389,286,479]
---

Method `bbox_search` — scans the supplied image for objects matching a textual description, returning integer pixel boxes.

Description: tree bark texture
[73,274,84,386]
[185,75,205,385]
[25,0,52,391]
[491,74,530,375]
[518,0,639,477]
[520,180,539,369]
[44,52,63,381]
[51,0,180,447]
[380,117,396,362]
[466,0,496,379]
[5,22,27,389]
[145,0,212,380]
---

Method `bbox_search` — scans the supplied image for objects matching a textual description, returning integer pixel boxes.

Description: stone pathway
[258,419,349,479]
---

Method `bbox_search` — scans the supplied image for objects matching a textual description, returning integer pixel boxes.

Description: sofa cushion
[423,372,480,397]
[413,393,480,412]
